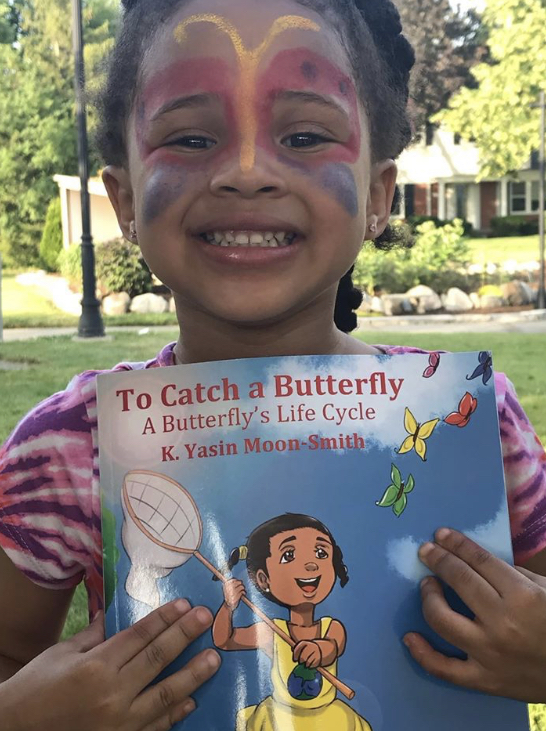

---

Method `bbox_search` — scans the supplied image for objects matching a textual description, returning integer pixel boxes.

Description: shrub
[95,238,152,297]
[39,198,63,272]
[406,215,474,237]
[354,219,471,294]
[490,215,539,237]
[58,243,82,290]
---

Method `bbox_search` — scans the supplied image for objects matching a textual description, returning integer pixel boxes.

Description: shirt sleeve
[496,373,546,565]
[0,379,97,590]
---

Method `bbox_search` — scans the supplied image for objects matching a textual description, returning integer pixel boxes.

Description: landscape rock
[102,292,130,316]
[469,292,481,309]
[370,296,385,314]
[381,295,415,317]
[501,280,535,306]
[406,285,442,314]
[480,295,505,309]
[443,287,474,313]
[169,296,177,313]
[130,293,169,314]
[358,292,374,313]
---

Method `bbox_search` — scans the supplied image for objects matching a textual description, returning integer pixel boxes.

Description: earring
[129,222,137,242]
[265,588,270,593]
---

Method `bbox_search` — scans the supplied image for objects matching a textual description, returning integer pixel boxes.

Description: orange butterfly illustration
[444,392,478,428]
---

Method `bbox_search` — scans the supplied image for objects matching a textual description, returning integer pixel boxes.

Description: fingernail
[175,599,190,613]
[206,650,221,670]
[421,576,433,589]
[196,607,213,626]
[182,699,196,715]
[436,528,452,542]
[419,542,435,558]
[403,634,413,648]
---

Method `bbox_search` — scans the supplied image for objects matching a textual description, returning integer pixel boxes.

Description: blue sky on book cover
[97,352,529,731]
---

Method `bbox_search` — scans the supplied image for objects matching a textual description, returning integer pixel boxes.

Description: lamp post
[72,0,104,337]
[531,90,546,310]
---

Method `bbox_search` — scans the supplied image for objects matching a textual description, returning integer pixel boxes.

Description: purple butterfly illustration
[423,352,441,378]
[466,351,493,385]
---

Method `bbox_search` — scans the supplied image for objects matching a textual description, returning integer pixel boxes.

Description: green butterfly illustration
[376,463,415,517]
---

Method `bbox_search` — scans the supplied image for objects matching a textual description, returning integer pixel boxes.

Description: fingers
[105,599,192,669]
[134,648,221,723]
[123,606,215,691]
[420,577,483,652]
[68,611,105,652]
[418,534,500,615]
[432,529,528,597]
[141,697,196,731]
[403,632,483,690]
[516,565,546,590]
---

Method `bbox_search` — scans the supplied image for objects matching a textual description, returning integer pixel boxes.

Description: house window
[509,181,544,214]
[509,182,527,213]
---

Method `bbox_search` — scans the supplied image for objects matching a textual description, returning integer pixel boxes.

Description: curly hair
[95,0,415,332]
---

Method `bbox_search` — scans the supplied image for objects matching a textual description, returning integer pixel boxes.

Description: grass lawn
[1,331,545,728]
[467,235,540,264]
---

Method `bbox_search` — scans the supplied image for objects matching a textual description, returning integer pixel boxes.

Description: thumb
[68,611,106,653]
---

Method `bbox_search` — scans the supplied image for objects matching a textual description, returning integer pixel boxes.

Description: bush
[490,215,539,237]
[58,243,82,290]
[39,198,63,272]
[406,215,474,237]
[354,219,471,294]
[95,238,152,297]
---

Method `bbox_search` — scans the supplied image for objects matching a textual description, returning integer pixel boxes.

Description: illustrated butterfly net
[120,470,355,700]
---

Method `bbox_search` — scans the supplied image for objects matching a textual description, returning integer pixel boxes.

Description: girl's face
[104,0,396,326]
[257,527,337,607]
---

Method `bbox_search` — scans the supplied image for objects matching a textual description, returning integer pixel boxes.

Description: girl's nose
[305,562,319,572]
[209,155,289,199]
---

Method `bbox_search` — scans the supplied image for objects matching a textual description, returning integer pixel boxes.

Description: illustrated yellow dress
[236,618,372,731]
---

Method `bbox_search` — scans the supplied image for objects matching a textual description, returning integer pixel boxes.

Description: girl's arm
[212,579,273,655]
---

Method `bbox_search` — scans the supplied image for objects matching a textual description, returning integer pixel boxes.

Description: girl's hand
[404,528,546,703]
[223,579,246,610]
[293,640,322,669]
[0,599,221,731]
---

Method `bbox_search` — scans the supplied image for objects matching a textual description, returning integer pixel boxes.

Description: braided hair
[95,0,415,333]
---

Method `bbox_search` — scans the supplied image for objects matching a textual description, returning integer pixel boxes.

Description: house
[54,128,543,245]
[394,126,543,232]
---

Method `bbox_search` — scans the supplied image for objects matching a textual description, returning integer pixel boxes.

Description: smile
[201,231,298,248]
[295,576,321,594]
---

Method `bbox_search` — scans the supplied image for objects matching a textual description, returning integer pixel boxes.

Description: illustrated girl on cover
[212,513,371,731]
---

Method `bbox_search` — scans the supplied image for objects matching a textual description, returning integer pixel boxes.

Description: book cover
[98,352,530,730]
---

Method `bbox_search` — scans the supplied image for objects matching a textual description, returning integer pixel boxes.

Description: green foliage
[437,0,546,179]
[490,215,540,238]
[406,215,474,238]
[58,243,82,290]
[0,0,119,266]
[354,220,471,294]
[95,238,152,297]
[39,197,63,271]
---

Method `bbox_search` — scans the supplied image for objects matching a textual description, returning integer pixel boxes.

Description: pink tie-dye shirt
[1,343,545,619]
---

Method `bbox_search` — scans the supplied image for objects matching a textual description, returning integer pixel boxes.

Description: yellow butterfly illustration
[397,408,439,461]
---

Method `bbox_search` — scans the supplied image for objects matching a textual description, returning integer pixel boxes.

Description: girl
[1,0,546,727]
[212,514,371,730]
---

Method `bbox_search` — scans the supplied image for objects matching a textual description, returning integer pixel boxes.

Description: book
[98,351,530,731]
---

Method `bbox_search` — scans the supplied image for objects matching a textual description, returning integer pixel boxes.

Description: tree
[394,0,487,131]
[0,0,118,267]
[437,0,546,179]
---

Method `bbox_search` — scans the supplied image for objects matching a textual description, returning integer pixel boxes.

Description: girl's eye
[280,549,295,564]
[282,132,332,149]
[316,547,329,560]
[165,135,216,150]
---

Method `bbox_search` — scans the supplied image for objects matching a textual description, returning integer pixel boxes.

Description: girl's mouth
[200,230,298,248]
[295,576,321,595]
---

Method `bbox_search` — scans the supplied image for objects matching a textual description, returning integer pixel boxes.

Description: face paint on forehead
[174,14,321,172]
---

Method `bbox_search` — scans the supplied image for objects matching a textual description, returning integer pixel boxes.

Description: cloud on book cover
[386,505,513,582]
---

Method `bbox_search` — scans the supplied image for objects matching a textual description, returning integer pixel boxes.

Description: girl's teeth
[204,231,295,248]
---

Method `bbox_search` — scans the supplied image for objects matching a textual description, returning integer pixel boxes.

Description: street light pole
[531,90,546,310]
[72,0,104,337]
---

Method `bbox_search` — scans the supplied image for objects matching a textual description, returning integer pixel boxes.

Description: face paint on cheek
[319,163,359,217]
[142,162,190,224]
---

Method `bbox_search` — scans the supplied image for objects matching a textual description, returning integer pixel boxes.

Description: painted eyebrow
[316,537,332,546]
[151,93,221,121]
[274,90,348,118]
[279,535,297,549]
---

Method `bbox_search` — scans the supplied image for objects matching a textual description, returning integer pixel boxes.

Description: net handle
[193,551,355,701]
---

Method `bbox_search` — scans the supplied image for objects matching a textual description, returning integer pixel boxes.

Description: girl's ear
[102,166,135,241]
[366,159,398,237]
[256,569,270,593]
